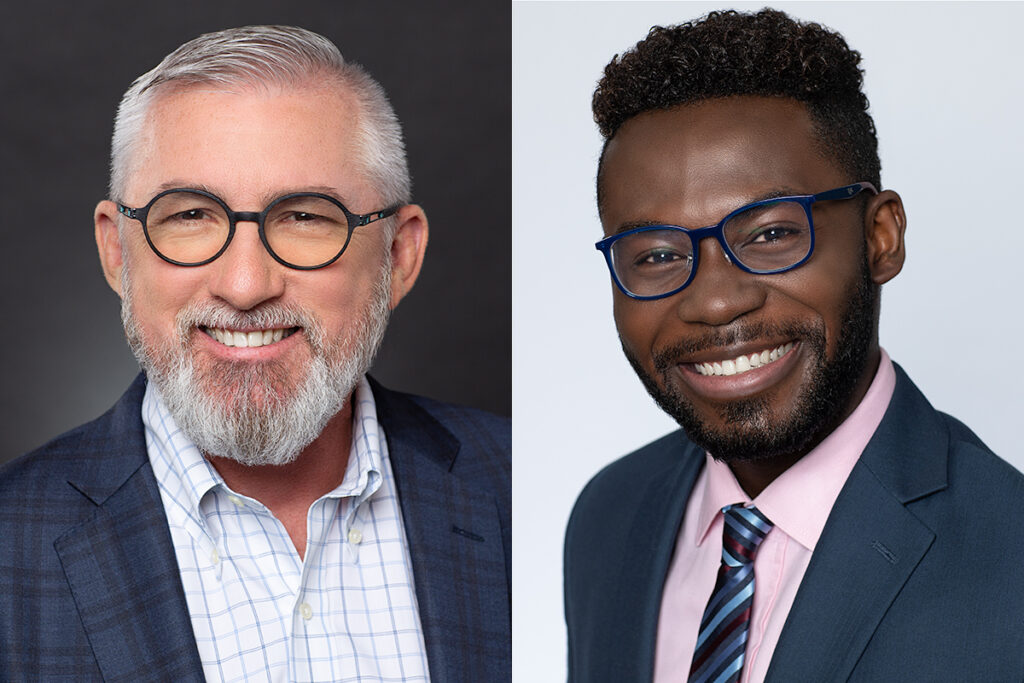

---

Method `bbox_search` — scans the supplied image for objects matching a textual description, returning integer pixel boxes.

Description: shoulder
[406,392,511,455]
[885,365,1024,506]
[370,378,509,445]
[569,430,699,533]
[0,376,146,518]
[369,379,510,498]
[932,410,1024,514]
[0,422,95,506]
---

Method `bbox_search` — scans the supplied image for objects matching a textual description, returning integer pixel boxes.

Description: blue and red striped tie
[688,504,773,683]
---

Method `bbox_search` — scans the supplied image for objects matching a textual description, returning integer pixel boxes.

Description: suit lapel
[373,382,510,683]
[764,464,935,681]
[54,375,204,681]
[605,439,704,681]
[766,365,948,682]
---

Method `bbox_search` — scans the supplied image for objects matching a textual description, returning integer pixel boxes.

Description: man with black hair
[564,9,1024,682]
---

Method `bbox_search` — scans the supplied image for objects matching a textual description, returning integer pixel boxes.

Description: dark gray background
[0,1,510,463]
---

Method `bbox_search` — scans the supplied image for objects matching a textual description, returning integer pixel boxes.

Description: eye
[749,225,799,244]
[280,210,333,224]
[634,248,690,267]
[172,208,211,221]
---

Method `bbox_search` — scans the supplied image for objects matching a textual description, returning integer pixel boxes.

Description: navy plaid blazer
[0,374,510,682]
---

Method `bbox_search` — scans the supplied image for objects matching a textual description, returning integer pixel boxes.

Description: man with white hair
[0,26,510,683]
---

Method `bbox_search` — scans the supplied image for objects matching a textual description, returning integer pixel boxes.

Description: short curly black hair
[594,9,880,201]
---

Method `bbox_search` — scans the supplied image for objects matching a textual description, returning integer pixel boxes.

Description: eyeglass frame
[116,187,401,270]
[594,181,879,301]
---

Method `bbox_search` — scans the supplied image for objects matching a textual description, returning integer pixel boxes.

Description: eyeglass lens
[145,191,350,267]
[610,200,812,297]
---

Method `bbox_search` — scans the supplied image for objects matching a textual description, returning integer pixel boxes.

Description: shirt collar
[694,349,897,552]
[143,375,384,527]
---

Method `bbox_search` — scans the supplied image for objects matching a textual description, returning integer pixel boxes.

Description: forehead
[599,97,847,231]
[129,82,368,205]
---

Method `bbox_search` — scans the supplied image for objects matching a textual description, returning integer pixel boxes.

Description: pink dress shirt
[653,350,897,683]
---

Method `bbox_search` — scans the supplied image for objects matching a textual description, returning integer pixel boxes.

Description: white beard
[121,262,391,467]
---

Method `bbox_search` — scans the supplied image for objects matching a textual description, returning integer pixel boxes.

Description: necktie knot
[720,504,773,568]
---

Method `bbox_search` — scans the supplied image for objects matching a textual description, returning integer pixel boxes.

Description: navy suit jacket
[0,374,510,682]
[565,366,1024,681]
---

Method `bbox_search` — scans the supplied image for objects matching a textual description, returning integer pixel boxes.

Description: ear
[864,189,906,285]
[387,204,429,309]
[95,200,126,296]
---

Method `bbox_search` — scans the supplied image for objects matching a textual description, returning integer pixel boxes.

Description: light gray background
[512,2,1024,679]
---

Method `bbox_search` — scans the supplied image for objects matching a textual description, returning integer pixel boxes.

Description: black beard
[623,258,878,465]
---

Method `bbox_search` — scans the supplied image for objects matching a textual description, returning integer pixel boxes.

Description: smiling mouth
[202,326,299,348]
[692,342,795,377]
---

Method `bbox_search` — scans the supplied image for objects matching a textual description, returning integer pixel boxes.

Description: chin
[622,259,878,463]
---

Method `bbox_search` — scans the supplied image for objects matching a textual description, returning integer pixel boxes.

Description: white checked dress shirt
[143,377,430,682]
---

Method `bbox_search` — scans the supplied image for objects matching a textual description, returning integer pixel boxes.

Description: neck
[206,400,354,559]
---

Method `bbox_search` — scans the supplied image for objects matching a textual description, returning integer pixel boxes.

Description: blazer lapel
[373,382,510,683]
[54,376,204,682]
[766,365,947,682]
[604,439,704,681]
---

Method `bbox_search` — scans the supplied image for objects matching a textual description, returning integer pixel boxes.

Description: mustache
[650,321,819,371]
[174,300,325,352]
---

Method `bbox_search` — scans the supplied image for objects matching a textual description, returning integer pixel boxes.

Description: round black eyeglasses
[117,188,400,270]
[594,182,878,300]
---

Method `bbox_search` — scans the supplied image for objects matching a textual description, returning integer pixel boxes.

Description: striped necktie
[688,504,773,683]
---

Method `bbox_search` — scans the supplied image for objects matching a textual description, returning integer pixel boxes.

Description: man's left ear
[864,189,906,285]
[387,204,429,309]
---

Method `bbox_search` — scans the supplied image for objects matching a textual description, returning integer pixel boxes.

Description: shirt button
[227,495,244,507]
[348,528,363,545]
[210,548,220,565]
[299,602,313,620]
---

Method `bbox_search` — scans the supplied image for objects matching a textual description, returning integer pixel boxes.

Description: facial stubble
[623,257,878,464]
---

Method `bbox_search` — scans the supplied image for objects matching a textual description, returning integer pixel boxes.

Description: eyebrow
[151,181,352,208]
[610,186,807,235]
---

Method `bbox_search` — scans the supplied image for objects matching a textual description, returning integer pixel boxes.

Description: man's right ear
[95,200,125,296]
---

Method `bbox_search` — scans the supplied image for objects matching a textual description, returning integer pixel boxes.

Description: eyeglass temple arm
[812,182,879,202]
[356,204,402,227]
[117,204,140,220]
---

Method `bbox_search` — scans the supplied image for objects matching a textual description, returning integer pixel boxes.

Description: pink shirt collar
[694,349,896,552]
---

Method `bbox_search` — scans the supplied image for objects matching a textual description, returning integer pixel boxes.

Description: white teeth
[694,342,795,377]
[205,327,293,349]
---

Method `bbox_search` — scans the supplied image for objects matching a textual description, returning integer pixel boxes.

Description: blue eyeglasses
[595,182,878,300]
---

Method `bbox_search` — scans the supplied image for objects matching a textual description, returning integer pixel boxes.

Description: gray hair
[109,25,411,211]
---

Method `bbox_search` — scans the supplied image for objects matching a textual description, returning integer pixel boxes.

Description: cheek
[127,264,206,340]
[306,268,382,330]
[772,255,861,355]
[613,297,672,361]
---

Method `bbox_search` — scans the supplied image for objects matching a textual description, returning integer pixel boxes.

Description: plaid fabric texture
[0,374,510,682]
[144,377,429,682]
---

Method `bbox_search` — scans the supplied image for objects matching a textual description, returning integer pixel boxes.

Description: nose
[672,235,766,326]
[205,219,285,311]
